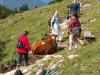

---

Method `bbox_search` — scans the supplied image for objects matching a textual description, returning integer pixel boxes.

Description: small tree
[19,4,29,12]
[0,5,15,19]
[49,0,63,4]
[0,38,6,60]
[14,8,18,13]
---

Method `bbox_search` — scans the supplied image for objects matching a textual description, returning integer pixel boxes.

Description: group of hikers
[15,0,85,72]
[50,0,84,50]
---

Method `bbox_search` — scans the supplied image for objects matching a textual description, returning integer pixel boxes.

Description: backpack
[71,27,81,36]
[16,37,23,48]
[48,18,55,27]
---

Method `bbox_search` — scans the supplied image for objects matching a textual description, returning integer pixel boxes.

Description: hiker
[67,13,84,50]
[50,10,61,41]
[67,0,80,19]
[16,31,30,67]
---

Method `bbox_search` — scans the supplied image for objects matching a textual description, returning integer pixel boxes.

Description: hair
[24,31,29,35]
[54,10,59,16]
[70,12,78,18]
[22,31,29,36]
[73,14,78,18]
[14,69,23,75]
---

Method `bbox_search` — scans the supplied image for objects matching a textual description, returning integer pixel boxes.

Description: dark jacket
[69,3,80,13]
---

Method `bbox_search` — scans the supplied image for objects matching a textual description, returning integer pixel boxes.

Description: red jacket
[67,16,81,29]
[16,35,30,53]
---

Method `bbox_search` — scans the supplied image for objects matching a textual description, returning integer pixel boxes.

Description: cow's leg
[32,50,35,57]
[32,50,34,55]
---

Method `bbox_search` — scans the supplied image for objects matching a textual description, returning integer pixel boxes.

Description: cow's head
[49,34,57,40]
[41,33,57,41]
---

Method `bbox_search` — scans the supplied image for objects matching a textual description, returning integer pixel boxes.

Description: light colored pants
[69,34,74,50]
[52,23,60,36]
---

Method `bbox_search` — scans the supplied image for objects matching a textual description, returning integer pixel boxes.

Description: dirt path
[1,55,64,75]
[0,41,66,75]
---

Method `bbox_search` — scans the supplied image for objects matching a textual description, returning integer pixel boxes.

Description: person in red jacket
[67,14,84,50]
[16,31,30,67]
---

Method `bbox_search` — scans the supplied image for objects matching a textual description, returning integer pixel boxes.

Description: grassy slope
[32,0,100,75]
[0,0,70,63]
[0,0,100,74]
[57,0,100,75]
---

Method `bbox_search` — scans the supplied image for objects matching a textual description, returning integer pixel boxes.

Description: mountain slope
[0,0,68,63]
[0,0,51,9]
[0,0,100,75]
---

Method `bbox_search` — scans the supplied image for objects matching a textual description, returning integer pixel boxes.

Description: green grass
[0,0,100,75]
[0,0,71,63]
[33,0,100,75]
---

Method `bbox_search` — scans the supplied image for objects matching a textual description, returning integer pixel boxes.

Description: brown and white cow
[31,34,57,55]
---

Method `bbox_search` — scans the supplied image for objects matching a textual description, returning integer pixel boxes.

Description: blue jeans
[17,53,29,65]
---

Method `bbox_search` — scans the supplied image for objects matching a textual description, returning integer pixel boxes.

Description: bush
[49,0,63,4]
[0,38,6,60]
[19,4,29,12]
[0,5,15,19]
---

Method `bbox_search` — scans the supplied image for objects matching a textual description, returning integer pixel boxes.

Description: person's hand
[28,51,32,54]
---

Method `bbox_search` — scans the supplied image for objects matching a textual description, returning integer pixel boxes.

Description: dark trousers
[17,53,29,65]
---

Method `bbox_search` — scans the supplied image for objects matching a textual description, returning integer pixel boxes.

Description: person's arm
[25,37,31,52]
[67,19,72,34]
[78,20,81,27]
[77,3,80,16]
[50,16,55,29]
[78,3,80,9]
[69,4,71,11]
[67,19,73,29]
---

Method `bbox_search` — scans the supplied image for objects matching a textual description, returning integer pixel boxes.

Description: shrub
[49,0,63,4]
[0,38,6,60]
